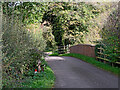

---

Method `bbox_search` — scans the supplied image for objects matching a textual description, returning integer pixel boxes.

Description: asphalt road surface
[45,56,119,88]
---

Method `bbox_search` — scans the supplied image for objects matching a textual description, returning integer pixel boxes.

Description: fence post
[68,44,70,53]
[103,48,106,64]
[66,44,70,53]
[64,45,66,53]
[100,46,102,62]
[66,45,68,53]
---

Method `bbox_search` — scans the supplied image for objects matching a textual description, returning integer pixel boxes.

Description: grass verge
[60,53,120,75]
[20,59,55,88]
[49,53,59,56]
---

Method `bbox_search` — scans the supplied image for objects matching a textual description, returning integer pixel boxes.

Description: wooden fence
[53,44,120,67]
[52,45,70,54]
[58,45,70,54]
[96,46,120,67]
[69,44,120,67]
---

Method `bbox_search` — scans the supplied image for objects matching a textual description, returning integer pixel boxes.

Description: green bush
[95,44,105,58]
[2,15,46,87]
[99,8,120,63]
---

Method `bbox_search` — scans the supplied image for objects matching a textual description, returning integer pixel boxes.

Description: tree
[100,6,120,63]
[42,2,100,53]
[3,2,100,54]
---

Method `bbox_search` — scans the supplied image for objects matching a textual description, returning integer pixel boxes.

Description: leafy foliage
[2,1,119,88]
[42,2,101,53]
[21,64,55,88]
[95,44,105,58]
[99,7,120,63]
[2,2,46,87]
[0,2,2,89]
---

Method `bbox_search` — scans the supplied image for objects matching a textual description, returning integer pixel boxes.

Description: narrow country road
[45,56,119,88]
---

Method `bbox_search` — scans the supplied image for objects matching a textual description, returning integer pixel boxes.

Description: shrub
[2,15,46,87]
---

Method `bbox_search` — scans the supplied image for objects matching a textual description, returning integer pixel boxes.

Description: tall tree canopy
[42,2,100,53]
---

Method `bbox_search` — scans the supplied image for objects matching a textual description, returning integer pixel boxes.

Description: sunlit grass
[60,53,120,75]
[49,53,59,56]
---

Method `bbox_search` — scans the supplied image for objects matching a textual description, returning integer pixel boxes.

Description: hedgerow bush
[99,7,120,63]
[2,14,46,87]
